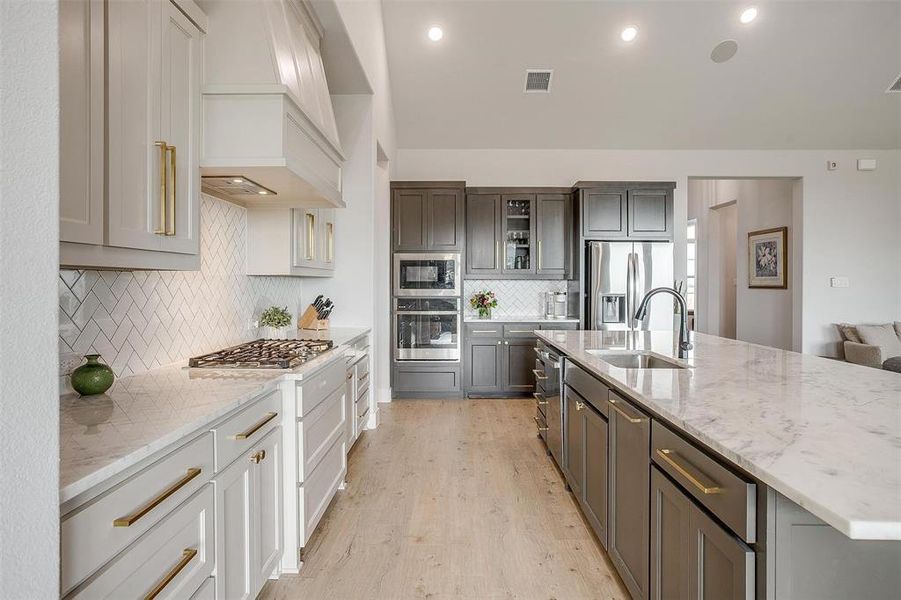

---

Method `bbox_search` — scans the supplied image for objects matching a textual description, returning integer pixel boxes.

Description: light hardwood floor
[261,398,629,600]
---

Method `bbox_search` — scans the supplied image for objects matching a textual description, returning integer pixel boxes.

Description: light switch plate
[857,159,877,171]
[830,277,850,288]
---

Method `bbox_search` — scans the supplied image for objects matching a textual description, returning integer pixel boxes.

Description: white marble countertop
[60,327,370,505]
[534,329,901,540]
[463,314,579,323]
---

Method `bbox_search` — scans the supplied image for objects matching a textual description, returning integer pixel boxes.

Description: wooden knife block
[298,305,329,331]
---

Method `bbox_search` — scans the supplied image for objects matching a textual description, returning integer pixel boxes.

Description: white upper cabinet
[198,0,344,209]
[245,207,335,277]
[60,0,206,270]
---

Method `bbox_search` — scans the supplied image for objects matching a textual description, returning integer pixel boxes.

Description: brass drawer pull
[575,401,585,411]
[533,392,548,406]
[359,371,370,382]
[508,330,535,334]
[608,397,645,424]
[656,448,722,495]
[166,144,176,236]
[538,240,543,270]
[250,449,267,464]
[533,416,548,432]
[113,468,201,527]
[234,411,278,440]
[532,369,548,381]
[153,141,167,235]
[472,329,498,334]
[144,548,198,600]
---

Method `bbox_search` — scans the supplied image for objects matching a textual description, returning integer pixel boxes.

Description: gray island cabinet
[535,329,901,600]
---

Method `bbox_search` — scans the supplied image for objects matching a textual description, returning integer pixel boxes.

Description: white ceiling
[382,0,901,149]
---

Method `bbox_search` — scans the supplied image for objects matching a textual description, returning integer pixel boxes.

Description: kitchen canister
[71,354,115,396]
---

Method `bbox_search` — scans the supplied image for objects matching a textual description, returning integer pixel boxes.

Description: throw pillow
[837,323,862,344]
[857,324,901,360]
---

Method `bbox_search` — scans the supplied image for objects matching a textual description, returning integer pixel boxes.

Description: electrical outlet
[830,277,850,288]
[826,160,838,171]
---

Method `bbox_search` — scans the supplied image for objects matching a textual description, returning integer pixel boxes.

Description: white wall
[0,0,61,594]
[396,148,901,356]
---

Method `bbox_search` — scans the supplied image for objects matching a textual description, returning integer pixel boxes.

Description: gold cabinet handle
[508,330,535,334]
[234,411,278,440]
[359,371,370,382]
[656,449,722,495]
[533,392,548,406]
[250,449,267,464]
[538,239,543,270]
[533,416,548,432]
[166,145,176,236]
[113,468,201,527]
[144,548,198,600]
[532,369,548,381]
[575,401,585,411]
[326,221,334,263]
[495,240,500,269]
[472,329,498,334]
[154,141,167,234]
[609,397,645,424]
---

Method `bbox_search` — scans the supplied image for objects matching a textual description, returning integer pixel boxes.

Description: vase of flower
[469,290,498,319]
[260,306,292,339]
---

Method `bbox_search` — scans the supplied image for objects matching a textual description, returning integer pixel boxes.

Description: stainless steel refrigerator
[586,241,675,331]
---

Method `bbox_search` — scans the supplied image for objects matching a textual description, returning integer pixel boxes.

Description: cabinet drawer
[652,420,756,543]
[564,363,608,417]
[355,354,370,386]
[61,432,214,595]
[69,484,215,600]
[212,389,281,472]
[465,323,503,337]
[356,384,370,416]
[299,435,346,546]
[502,323,540,338]
[299,358,345,416]
[534,389,548,417]
[534,407,548,443]
[190,577,215,600]
[298,385,345,483]
[394,367,460,392]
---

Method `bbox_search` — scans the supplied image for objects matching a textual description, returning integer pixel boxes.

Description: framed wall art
[748,226,788,289]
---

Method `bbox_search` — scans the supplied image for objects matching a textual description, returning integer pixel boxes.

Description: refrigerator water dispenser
[601,295,626,324]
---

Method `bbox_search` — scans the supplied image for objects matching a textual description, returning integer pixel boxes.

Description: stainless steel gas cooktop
[188,338,334,369]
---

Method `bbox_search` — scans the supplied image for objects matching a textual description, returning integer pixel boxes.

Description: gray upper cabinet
[466,187,572,279]
[577,182,675,242]
[608,391,651,600]
[536,193,571,277]
[391,182,464,252]
[466,193,502,276]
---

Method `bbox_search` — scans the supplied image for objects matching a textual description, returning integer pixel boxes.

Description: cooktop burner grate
[188,338,334,369]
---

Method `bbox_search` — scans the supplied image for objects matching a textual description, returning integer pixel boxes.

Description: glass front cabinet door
[502,195,535,274]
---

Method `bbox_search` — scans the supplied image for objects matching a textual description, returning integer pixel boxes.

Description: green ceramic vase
[71,354,115,396]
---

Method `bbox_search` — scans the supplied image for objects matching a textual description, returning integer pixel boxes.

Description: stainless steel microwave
[393,253,461,297]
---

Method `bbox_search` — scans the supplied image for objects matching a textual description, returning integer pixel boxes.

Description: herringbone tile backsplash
[463,279,567,317]
[59,196,306,383]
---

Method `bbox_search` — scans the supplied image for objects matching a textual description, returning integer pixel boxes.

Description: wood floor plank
[260,398,629,600]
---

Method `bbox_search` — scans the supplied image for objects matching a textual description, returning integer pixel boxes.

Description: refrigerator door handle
[589,243,601,330]
[626,252,635,329]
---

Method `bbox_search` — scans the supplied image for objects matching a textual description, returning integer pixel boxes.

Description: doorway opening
[687,178,802,351]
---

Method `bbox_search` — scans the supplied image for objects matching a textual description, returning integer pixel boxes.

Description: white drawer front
[190,577,215,600]
[298,385,345,482]
[355,384,370,416]
[62,433,214,595]
[212,389,281,472]
[298,358,345,417]
[70,484,215,600]
[355,354,370,383]
[299,436,346,546]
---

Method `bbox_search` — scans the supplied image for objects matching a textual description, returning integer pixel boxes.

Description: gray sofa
[837,322,901,370]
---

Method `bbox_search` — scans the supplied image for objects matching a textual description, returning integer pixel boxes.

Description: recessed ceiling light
[258,190,268,195]
[427,26,443,42]
[232,178,244,184]
[621,26,638,42]
[740,7,758,24]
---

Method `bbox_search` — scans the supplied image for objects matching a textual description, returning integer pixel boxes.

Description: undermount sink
[585,349,688,370]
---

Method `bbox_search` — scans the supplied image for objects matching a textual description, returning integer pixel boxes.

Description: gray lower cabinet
[393,362,462,397]
[608,392,651,600]
[576,182,675,242]
[503,339,536,392]
[581,400,608,548]
[650,464,755,600]
[563,388,584,497]
[465,337,503,394]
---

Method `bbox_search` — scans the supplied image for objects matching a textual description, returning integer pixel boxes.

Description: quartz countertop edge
[463,315,580,323]
[60,327,371,506]
[535,329,901,541]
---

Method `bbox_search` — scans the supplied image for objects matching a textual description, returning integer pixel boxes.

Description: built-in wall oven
[394,253,461,297]
[394,298,461,361]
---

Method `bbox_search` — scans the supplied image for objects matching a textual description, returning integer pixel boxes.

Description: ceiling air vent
[524,69,553,93]
[887,74,901,93]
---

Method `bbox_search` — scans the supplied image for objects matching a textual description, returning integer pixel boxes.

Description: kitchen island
[535,328,901,600]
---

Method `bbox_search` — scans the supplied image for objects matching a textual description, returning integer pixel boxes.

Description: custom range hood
[198,0,345,208]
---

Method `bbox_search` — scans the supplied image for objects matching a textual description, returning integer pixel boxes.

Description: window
[686,220,697,312]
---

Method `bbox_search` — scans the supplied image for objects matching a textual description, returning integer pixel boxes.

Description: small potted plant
[260,305,292,339]
[469,290,498,319]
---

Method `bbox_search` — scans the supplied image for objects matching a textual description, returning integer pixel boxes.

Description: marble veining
[463,315,579,323]
[60,327,370,505]
[535,329,901,540]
